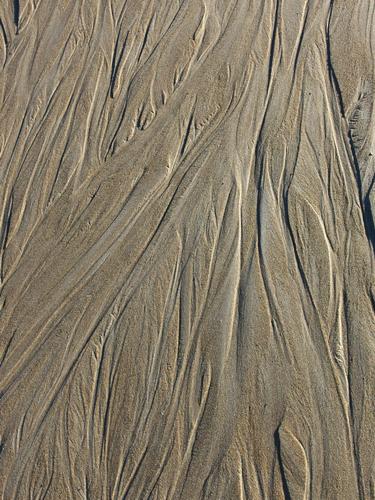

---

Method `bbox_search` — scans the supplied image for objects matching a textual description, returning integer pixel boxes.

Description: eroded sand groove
[0,1,374,498]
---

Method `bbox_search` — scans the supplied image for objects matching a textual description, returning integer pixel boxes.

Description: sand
[0,1,374,498]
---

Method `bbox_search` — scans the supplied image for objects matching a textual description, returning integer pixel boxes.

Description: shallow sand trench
[0,1,374,498]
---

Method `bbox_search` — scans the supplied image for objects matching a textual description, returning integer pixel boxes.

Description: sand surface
[0,1,374,498]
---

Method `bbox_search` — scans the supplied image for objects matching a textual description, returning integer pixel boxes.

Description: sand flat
[0,1,374,498]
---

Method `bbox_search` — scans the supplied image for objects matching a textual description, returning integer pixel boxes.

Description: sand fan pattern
[0,1,374,498]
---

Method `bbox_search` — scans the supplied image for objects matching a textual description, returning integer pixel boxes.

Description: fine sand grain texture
[0,1,374,499]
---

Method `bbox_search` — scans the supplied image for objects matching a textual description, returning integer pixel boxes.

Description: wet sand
[0,1,374,498]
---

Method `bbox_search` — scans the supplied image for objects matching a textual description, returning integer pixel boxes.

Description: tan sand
[0,1,374,498]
